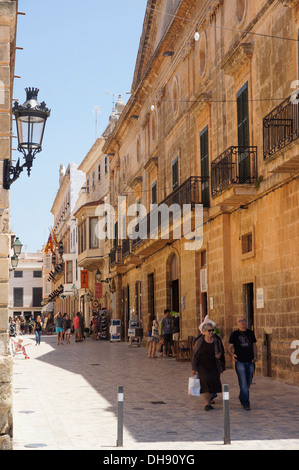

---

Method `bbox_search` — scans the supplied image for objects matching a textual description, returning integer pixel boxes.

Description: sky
[10,0,148,253]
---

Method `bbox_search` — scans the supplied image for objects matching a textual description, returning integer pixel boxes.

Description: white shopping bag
[188,375,201,396]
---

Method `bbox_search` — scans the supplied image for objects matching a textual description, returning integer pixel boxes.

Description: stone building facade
[49,163,85,319]
[0,0,18,450]
[75,134,113,324]
[103,0,299,384]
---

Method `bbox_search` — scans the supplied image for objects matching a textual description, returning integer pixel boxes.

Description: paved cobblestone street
[12,335,299,451]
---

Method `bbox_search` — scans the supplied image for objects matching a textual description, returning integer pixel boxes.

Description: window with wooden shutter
[200,126,210,207]
[172,157,179,190]
[152,180,157,205]
[14,288,23,307]
[135,281,142,319]
[66,261,73,284]
[32,287,43,308]
[89,217,99,249]
[114,221,118,248]
[237,82,251,183]
[148,273,155,317]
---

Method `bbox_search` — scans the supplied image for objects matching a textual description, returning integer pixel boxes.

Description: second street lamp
[11,255,19,270]
[12,237,23,256]
[3,87,50,189]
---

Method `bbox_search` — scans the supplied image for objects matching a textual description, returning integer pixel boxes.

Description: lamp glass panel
[11,256,18,268]
[13,241,22,256]
[17,114,46,150]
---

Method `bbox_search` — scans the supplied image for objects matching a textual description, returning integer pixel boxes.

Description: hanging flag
[51,229,59,248]
[44,228,59,254]
[44,232,54,254]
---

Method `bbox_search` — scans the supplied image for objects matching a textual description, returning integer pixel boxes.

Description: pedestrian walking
[161,309,175,357]
[91,312,99,340]
[228,316,257,411]
[20,316,26,335]
[54,312,64,345]
[195,315,222,404]
[171,311,180,355]
[27,316,34,334]
[15,316,21,336]
[9,317,16,338]
[147,316,159,358]
[33,315,43,346]
[191,322,225,411]
[79,312,85,340]
[73,312,82,342]
[63,314,72,344]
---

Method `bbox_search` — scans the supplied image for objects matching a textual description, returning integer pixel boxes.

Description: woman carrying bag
[191,322,225,411]
[147,316,159,358]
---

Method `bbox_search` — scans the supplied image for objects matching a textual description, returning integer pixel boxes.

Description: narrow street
[12,335,299,451]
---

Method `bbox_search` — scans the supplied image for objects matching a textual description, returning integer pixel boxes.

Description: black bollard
[223,384,231,445]
[117,385,124,447]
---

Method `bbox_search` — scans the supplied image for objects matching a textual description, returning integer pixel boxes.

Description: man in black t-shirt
[228,316,257,410]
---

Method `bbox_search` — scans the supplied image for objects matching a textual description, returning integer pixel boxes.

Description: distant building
[49,163,85,318]
[9,249,44,320]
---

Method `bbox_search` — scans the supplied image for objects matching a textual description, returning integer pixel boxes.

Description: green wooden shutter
[200,126,210,207]
[172,157,179,190]
[114,221,118,248]
[237,83,250,183]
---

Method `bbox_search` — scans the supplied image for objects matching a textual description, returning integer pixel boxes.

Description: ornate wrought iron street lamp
[10,236,23,271]
[3,87,50,189]
[12,237,23,256]
[95,268,102,283]
[11,255,19,270]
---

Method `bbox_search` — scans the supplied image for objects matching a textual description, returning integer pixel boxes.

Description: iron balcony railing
[263,93,299,160]
[109,246,122,267]
[211,146,257,197]
[131,176,209,250]
[122,237,131,258]
[163,175,209,209]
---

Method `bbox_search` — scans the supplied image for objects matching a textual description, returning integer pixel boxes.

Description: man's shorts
[163,333,173,346]
[56,327,63,333]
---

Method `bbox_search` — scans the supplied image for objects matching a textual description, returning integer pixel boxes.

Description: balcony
[109,246,122,267]
[130,176,209,255]
[109,242,140,273]
[263,93,299,172]
[162,176,209,209]
[77,240,105,269]
[211,146,257,206]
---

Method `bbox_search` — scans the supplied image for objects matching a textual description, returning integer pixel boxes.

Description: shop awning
[41,302,54,313]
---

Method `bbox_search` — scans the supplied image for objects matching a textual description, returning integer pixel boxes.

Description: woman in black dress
[191,322,225,411]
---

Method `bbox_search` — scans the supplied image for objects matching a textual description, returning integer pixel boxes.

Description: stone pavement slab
[12,335,299,451]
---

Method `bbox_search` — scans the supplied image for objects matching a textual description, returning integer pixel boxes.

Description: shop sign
[81,270,89,289]
[95,282,102,299]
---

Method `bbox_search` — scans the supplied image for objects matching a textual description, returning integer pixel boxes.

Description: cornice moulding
[221,42,254,76]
